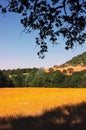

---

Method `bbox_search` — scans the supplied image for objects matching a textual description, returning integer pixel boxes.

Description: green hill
[64,52,86,66]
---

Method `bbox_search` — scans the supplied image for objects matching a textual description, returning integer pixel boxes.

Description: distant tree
[67,67,74,74]
[63,69,67,74]
[25,72,35,87]
[53,65,58,68]
[33,69,46,87]
[48,68,54,72]
[12,75,25,87]
[0,70,13,87]
[0,0,86,58]
[81,74,86,87]
[63,75,71,87]
[24,73,30,87]
[43,72,52,87]
[50,70,65,87]
[14,68,23,75]
[24,68,39,86]
[79,71,86,87]
[69,72,82,87]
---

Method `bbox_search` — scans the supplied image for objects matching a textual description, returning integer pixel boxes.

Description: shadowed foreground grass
[0,102,86,130]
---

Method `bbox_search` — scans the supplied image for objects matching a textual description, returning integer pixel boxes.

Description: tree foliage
[0,68,86,87]
[0,0,86,58]
[65,52,86,66]
[0,70,13,87]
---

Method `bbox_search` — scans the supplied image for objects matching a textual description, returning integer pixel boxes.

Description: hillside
[64,52,86,66]
[0,52,86,87]
[45,52,86,74]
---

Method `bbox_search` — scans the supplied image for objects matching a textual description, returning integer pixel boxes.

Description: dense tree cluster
[0,0,86,58]
[0,68,86,87]
[0,70,13,87]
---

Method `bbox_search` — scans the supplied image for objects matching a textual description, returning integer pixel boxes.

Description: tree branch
[63,0,67,15]
[81,9,86,13]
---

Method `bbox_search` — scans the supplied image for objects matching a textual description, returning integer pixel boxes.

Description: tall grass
[1,88,86,117]
[0,102,86,130]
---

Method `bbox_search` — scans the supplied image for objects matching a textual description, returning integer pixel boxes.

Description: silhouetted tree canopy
[0,0,86,58]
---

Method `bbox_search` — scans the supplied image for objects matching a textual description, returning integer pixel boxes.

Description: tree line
[0,68,86,88]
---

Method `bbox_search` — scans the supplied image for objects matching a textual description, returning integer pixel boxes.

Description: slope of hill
[64,52,86,66]
[45,52,86,74]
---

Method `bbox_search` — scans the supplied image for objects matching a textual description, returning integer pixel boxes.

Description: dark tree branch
[81,9,86,13]
[0,0,86,58]
[63,0,67,15]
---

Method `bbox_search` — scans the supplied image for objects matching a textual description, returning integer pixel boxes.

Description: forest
[0,67,86,88]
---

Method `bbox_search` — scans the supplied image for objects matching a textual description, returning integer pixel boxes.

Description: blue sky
[0,9,86,70]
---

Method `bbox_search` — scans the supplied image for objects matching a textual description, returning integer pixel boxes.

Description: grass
[0,88,86,117]
[0,88,86,130]
[0,102,86,130]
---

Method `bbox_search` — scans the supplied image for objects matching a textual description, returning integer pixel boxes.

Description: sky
[0,5,86,70]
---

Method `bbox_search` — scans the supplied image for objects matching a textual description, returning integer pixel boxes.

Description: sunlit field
[0,88,86,117]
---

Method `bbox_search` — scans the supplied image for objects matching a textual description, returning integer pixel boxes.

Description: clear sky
[0,9,86,70]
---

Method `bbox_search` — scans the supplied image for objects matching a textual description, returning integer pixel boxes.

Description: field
[0,88,86,117]
[45,64,86,74]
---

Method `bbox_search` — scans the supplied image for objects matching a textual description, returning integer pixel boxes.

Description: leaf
[22,12,27,16]
[2,8,7,13]
[0,4,2,8]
